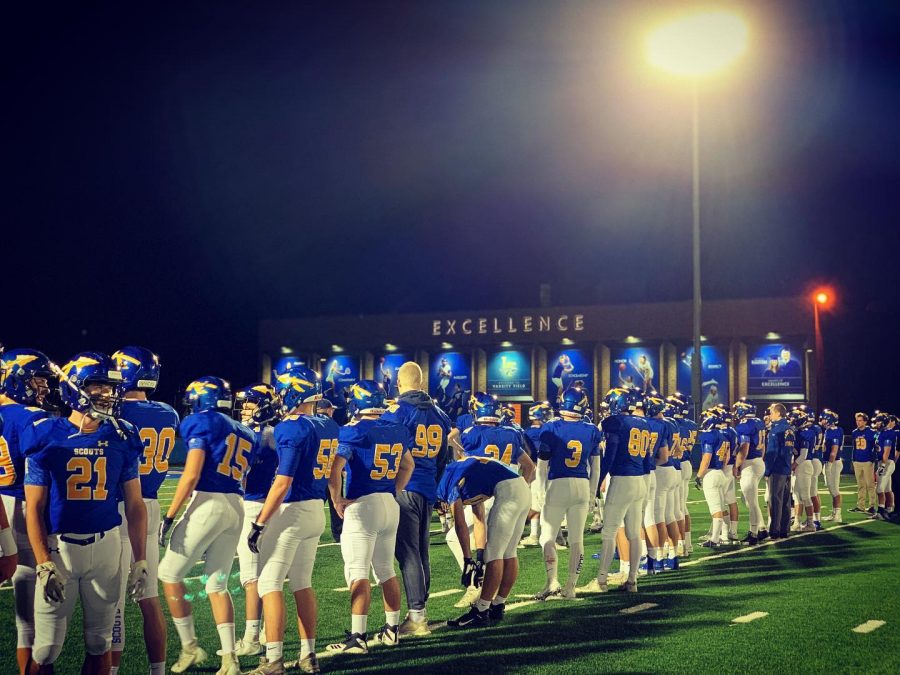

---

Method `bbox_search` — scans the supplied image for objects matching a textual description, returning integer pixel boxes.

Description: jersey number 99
[413,424,443,458]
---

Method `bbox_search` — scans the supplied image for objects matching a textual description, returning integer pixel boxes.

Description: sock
[150,663,165,675]
[266,641,283,663]
[686,531,692,548]
[711,518,723,543]
[648,546,659,562]
[814,512,821,521]
[621,561,630,576]
[173,615,196,647]
[216,622,236,655]
[300,638,315,659]
[385,610,400,627]
[244,619,260,642]
[530,516,540,537]
[676,539,684,554]
[110,668,118,675]
[640,540,648,557]
[475,598,490,612]
[729,519,737,536]
[409,608,425,622]
[351,614,367,636]
[667,546,675,560]
[492,595,506,606]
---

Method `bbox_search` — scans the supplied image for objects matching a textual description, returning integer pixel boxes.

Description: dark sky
[4,0,899,417]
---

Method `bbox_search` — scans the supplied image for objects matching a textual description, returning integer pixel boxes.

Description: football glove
[248,521,265,554]
[128,560,149,602]
[158,516,174,548]
[877,463,886,476]
[473,560,485,588]
[695,476,703,491]
[36,561,66,604]
[461,558,476,587]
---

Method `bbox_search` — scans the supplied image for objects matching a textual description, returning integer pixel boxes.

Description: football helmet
[819,409,839,427]
[499,406,516,426]
[603,387,643,416]
[235,383,282,427]
[871,411,889,430]
[348,380,387,415]
[183,376,232,414]
[786,407,807,428]
[732,398,755,420]
[529,401,553,423]
[472,392,501,422]
[559,388,590,418]
[112,346,160,393]
[275,366,322,411]
[644,392,666,417]
[700,408,723,431]
[58,352,124,419]
[0,348,54,407]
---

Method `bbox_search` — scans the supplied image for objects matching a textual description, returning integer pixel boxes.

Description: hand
[461,557,476,587]
[158,516,174,548]
[877,463,885,476]
[791,462,797,473]
[695,476,703,491]
[128,560,149,602]
[248,521,265,554]
[36,561,66,604]
[0,553,17,584]
[473,560,485,588]
[734,467,742,479]
[333,497,354,519]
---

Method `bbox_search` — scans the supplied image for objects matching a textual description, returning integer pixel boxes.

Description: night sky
[4,1,899,417]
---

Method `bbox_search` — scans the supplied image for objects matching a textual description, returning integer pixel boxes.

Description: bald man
[380,363,452,635]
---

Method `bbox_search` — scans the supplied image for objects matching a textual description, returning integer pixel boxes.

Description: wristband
[0,527,17,556]
[475,548,484,563]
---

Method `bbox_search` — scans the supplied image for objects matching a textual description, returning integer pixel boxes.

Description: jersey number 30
[138,427,176,475]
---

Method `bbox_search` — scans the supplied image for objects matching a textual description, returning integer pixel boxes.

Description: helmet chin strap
[50,361,127,439]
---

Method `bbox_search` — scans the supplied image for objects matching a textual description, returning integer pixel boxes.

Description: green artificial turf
[2,476,897,674]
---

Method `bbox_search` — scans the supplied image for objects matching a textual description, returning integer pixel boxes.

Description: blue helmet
[583,409,594,423]
[528,401,553,423]
[0,348,53,406]
[184,376,232,414]
[112,346,160,393]
[786,407,807,428]
[272,356,307,381]
[644,392,666,417]
[664,395,684,419]
[604,387,642,416]
[274,366,322,411]
[58,352,124,418]
[499,406,516,426]
[819,409,839,427]
[700,407,723,431]
[872,411,889,430]
[235,383,282,427]
[732,398,755,420]
[348,380,387,415]
[472,392,501,422]
[559,388,590,418]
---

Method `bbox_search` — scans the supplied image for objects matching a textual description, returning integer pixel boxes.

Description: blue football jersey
[274,414,341,502]
[0,402,49,500]
[244,426,279,502]
[436,456,519,505]
[700,429,729,471]
[600,414,651,479]
[456,413,474,433]
[878,428,898,462]
[797,426,817,461]
[180,410,257,495]
[23,417,141,534]
[720,427,738,466]
[460,424,525,468]
[645,417,673,472]
[852,428,876,462]
[824,426,844,461]
[337,417,413,500]
[662,418,681,469]
[735,417,765,461]
[524,425,544,462]
[537,419,602,480]
[119,399,180,500]
[678,419,698,463]
[380,394,452,502]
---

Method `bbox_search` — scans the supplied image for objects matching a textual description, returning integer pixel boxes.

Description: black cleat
[740,532,759,545]
[448,606,491,629]
[756,529,769,542]
[489,602,505,623]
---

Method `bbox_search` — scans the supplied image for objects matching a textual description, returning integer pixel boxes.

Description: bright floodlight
[815,292,828,305]
[646,10,748,78]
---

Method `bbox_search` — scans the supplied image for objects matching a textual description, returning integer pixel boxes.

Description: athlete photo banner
[487,349,532,399]
[322,355,359,397]
[747,343,804,397]
[270,355,308,381]
[375,353,410,398]
[546,348,594,403]
[430,351,472,405]
[677,345,729,411]
[610,346,657,394]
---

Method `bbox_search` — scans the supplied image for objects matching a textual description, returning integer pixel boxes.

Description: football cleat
[326,632,368,654]
[848,507,865,513]
[533,583,561,601]
[814,520,823,531]
[171,642,207,673]
[518,535,540,547]
[577,578,609,593]
[822,513,835,521]
[645,557,660,575]
[243,658,285,675]
[799,522,815,532]
[740,532,759,545]
[215,653,240,675]
[298,654,321,674]
[756,529,769,542]
[448,606,491,629]
[488,602,505,622]
[398,615,431,636]
[700,540,719,548]
[620,580,639,593]
[588,514,603,533]
[559,584,577,600]
[454,586,481,608]
[867,507,876,515]
[235,638,264,657]
[374,623,399,646]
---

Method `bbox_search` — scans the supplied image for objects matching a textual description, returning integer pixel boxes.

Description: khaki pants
[853,461,876,509]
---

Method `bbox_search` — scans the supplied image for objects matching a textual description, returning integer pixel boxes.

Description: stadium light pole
[812,289,833,410]
[645,10,748,418]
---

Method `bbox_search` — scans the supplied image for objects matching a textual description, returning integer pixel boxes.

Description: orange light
[815,292,828,305]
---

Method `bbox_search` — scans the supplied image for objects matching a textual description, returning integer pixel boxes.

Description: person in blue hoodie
[764,403,796,539]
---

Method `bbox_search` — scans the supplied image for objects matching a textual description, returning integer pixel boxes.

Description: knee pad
[257,574,281,597]
[372,560,396,586]
[84,627,112,656]
[239,569,259,588]
[643,505,656,528]
[673,502,684,522]
[204,571,229,595]
[344,562,369,586]
[156,559,180,585]
[601,527,617,542]
[32,642,63,665]
[288,570,313,594]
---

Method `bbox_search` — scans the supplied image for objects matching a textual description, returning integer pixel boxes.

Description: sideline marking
[430,588,463,598]
[732,611,768,623]
[852,620,885,634]
[620,602,657,614]
[507,600,539,612]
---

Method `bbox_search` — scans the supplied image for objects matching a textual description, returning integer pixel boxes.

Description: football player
[24,352,149,675]
[644,393,674,573]
[716,408,741,542]
[805,407,825,528]
[446,394,475,459]
[874,413,896,520]
[850,412,876,513]
[520,401,552,546]
[789,408,815,532]
[697,408,730,547]
[582,388,649,593]
[380,362,452,638]
[326,381,415,654]
[820,409,844,522]
[0,348,53,675]
[232,384,281,659]
[459,393,535,480]
[533,388,602,599]
[243,367,340,674]
[669,393,698,555]
[440,455,531,628]
[110,347,180,675]
[732,399,766,544]
[157,376,257,675]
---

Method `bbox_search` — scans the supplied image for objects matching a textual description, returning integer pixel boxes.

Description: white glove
[128,560,149,602]
[36,561,66,604]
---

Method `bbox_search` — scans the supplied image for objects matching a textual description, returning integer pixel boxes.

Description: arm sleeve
[24,449,50,486]
[180,415,213,451]
[336,424,364,461]
[588,454,601,499]
[274,422,305,477]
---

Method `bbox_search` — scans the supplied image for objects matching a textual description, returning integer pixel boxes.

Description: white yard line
[620,602,657,614]
[732,611,768,623]
[429,588,463,598]
[852,620,885,634]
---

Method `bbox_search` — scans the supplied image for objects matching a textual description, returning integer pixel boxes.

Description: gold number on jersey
[371,442,403,479]
[138,427,177,475]
[485,443,513,465]
[65,456,108,501]
[413,424,443,458]
[217,433,253,480]
[717,441,731,463]
[0,437,15,487]
[627,428,651,458]
[313,439,339,479]
[565,440,583,468]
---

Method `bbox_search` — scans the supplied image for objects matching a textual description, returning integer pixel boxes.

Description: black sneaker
[448,606,491,629]
[849,507,864,513]
[489,602,505,623]
[375,623,399,646]
[740,532,758,545]
[700,540,718,548]
[326,631,368,654]
[867,507,876,515]
[757,529,769,542]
